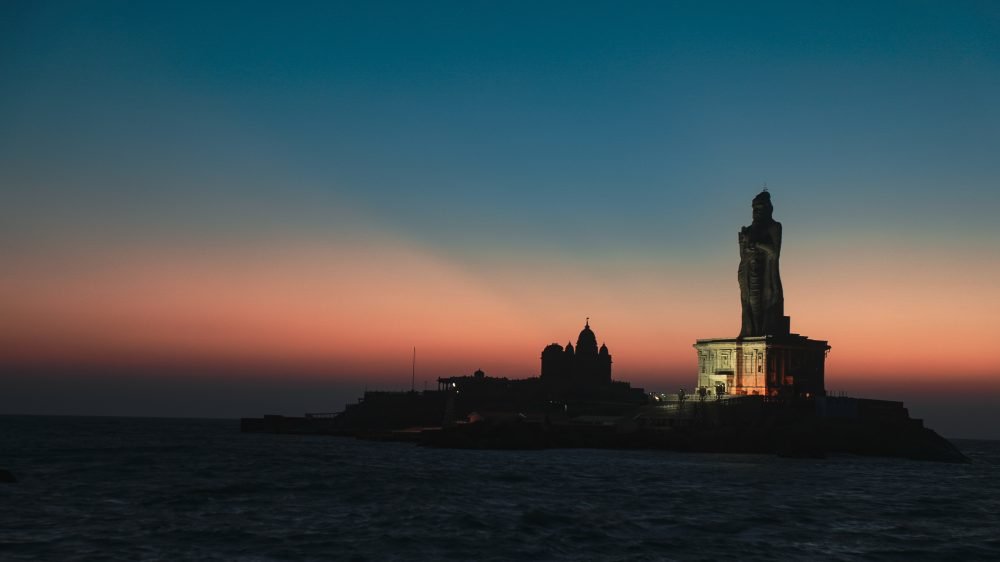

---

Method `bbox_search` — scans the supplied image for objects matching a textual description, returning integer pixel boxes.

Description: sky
[2,1,999,438]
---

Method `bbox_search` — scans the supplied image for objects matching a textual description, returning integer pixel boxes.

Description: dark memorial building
[540,319,612,386]
[434,319,642,409]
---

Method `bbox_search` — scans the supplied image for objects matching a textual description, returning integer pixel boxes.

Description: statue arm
[738,227,751,257]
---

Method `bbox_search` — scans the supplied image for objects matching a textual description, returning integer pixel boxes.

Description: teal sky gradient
[4,1,999,255]
[2,1,999,436]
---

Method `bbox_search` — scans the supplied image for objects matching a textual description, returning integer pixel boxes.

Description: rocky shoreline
[243,396,969,463]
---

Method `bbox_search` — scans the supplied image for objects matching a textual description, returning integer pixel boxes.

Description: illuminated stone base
[693,334,830,398]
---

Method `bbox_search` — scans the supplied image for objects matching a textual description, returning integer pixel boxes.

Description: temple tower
[541,320,612,385]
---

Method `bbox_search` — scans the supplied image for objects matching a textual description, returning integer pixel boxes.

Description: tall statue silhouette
[738,190,789,337]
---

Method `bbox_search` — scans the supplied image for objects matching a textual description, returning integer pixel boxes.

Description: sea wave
[1,416,998,561]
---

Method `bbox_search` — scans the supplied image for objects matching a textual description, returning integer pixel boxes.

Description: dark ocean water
[1,416,998,561]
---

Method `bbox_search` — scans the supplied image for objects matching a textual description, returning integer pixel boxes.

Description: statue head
[751,190,773,222]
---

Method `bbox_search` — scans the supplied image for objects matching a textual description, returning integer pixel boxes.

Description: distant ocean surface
[2,416,998,561]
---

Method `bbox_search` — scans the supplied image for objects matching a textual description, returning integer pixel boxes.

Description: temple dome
[576,320,599,356]
[539,320,613,384]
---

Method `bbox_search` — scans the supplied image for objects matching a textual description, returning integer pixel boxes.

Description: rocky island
[242,191,967,463]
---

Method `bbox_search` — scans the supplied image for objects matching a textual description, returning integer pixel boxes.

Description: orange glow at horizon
[2,232,998,391]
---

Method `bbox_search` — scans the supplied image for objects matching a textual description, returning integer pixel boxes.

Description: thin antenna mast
[411,347,416,392]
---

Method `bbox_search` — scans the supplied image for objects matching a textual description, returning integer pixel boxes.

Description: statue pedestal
[693,334,830,398]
